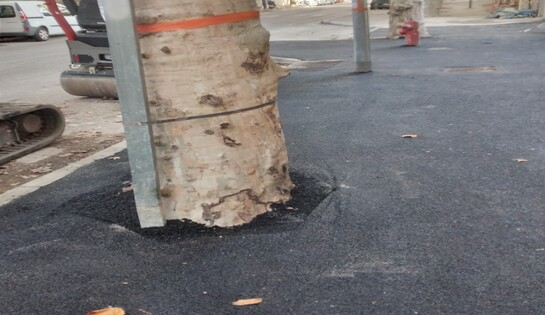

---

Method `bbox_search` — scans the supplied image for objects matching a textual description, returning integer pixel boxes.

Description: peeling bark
[133,0,293,227]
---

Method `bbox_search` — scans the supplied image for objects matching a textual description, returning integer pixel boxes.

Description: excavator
[0,0,106,164]
[45,0,117,99]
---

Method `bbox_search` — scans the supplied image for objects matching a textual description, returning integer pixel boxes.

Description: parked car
[370,0,389,9]
[0,1,80,41]
[297,0,336,6]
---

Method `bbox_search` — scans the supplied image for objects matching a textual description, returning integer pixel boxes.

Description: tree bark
[388,0,413,39]
[132,0,293,227]
[388,0,429,39]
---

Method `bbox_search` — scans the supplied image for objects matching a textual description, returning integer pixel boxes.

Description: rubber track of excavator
[0,104,65,165]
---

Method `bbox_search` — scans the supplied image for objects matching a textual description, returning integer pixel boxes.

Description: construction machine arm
[44,0,77,41]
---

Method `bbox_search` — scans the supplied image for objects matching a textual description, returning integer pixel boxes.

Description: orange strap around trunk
[136,10,260,34]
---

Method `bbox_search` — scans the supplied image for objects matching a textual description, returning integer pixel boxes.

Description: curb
[0,140,127,207]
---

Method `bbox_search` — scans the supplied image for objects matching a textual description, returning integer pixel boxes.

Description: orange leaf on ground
[232,298,263,306]
[401,134,418,139]
[87,307,125,315]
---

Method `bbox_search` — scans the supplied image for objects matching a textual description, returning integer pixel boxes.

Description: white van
[0,1,80,41]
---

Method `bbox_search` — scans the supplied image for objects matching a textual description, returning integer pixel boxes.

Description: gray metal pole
[102,0,165,227]
[352,0,372,72]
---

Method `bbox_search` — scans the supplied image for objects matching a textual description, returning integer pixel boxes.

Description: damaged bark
[133,0,293,227]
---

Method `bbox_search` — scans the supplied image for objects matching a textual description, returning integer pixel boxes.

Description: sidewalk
[1,22,545,314]
[263,8,544,41]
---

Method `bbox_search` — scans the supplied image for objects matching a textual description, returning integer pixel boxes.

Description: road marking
[0,141,127,207]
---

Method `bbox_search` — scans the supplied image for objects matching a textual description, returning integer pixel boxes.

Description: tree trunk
[388,0,429,39]
[388,0,413,39]
[132,0,293,227]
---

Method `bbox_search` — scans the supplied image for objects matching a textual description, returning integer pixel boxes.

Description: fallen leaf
[108,156,121,160]
[232,298,263,307]
[401,134,418,138]
[122,185,133,193]
[515,159,528,163]
[87,307,125,315]
[30,166,52,174]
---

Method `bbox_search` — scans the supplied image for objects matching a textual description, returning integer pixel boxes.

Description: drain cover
[444,66,496,73]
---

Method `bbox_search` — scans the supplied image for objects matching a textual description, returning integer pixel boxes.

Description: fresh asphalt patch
[57,152,335,243]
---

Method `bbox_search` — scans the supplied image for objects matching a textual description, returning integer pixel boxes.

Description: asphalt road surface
[1,23,545,314]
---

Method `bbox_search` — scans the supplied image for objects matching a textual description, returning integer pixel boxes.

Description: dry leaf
[232,298,263,307]
[108,156,121,160]
[87,307,125,315]
[401,134,418,138]
[122,185,133,193]
[515,159,527,163]
[30,166,52,174]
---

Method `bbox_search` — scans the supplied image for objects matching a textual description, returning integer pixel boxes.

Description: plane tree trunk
[388,0,429,39]
[132,0,293,227]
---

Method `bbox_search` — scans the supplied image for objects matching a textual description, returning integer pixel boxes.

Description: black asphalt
[2,24,545,314]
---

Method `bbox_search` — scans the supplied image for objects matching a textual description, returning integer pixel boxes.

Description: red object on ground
[43,0,77,41]
[398,20,419,46]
